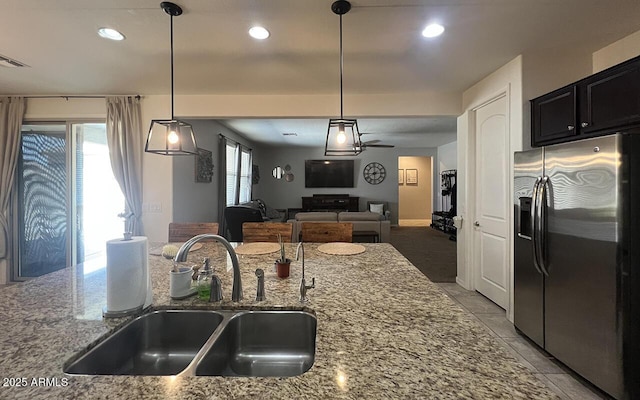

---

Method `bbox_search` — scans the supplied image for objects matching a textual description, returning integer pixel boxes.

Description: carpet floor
[389,226,457,282]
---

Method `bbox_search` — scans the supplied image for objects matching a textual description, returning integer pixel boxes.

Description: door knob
[474,221,480,227]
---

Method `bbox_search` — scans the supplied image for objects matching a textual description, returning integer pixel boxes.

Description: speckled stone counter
[0,243,558,399]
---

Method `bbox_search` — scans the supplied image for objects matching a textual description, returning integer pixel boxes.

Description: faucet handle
[299,277,315,303]
[209,274,223,302]
[255,269,266,301]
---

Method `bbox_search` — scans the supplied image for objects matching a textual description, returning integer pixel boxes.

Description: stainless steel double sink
[64,309,317,377]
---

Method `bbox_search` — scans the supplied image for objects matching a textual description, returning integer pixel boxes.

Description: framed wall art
[406,168,418,185]
[195,148,214,183]
[398,169,404,185]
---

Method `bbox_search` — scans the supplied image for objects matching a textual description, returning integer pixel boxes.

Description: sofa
[288,211,391,243]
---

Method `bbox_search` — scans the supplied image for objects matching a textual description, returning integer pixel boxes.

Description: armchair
[222,206,264,242]
[366,201,391,221]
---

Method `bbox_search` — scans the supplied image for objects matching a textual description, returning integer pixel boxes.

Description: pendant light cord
[170,13,175,119]
[339,13,344,119]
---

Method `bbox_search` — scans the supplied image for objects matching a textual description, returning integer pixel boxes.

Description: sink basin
[64,309,316,377]
[64,310,224,375]
[195,310,317,377]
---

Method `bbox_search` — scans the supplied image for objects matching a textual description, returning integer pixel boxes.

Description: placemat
[149,242,203,256]
[317,242,366,255]
[234,242,281,255]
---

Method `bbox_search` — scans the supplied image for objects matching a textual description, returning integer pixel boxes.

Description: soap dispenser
[196,257,212,300]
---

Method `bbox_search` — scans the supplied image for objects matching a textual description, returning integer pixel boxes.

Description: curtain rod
[23,95,141,100]
[219,134,252,152]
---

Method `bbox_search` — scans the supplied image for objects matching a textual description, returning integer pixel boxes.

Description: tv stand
[302,194,359,212]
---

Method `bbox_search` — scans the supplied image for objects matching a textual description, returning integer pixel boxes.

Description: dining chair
[242,222,293,243]
[168,222,219,242]
[300,222,353,243]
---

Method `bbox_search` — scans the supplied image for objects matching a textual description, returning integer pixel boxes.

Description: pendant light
[324,0,363,156]
[145,2,198,156]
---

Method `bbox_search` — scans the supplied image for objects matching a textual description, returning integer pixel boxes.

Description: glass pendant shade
[146,119,198,155]
[324,1,361,157]
[325,118,362,156]
[144,2,199,156]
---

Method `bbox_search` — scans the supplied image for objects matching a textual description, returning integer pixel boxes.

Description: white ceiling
[219,117,457,147]
[2,0,640,147]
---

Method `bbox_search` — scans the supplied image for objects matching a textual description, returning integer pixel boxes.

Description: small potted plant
[275,234,291,278]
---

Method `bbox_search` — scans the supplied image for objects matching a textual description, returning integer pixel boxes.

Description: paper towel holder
[103,235,151,319]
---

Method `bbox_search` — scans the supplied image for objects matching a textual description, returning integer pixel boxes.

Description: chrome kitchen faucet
[175,234,243,302]
[295,242,315,302]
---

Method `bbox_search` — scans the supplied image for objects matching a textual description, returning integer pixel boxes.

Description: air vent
[0,54,29,68]
[282,132,298,136]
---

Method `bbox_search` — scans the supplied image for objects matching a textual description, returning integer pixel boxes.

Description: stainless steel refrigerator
[514,133,640,400]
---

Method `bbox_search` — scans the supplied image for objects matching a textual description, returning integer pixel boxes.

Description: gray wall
[255,145,438,225]
[172,119,260,223]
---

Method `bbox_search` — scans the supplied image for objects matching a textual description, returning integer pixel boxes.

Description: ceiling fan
[359,133,395,149]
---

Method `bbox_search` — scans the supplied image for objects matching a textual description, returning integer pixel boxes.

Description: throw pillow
[369,203,384,215]
[255,199,267,216]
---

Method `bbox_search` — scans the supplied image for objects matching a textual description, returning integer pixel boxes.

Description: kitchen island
[0,243,558,399]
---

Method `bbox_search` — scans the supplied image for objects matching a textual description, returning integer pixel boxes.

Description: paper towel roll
[106,236,149,314]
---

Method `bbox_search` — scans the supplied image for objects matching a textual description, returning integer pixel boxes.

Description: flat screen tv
[305,160,354,188]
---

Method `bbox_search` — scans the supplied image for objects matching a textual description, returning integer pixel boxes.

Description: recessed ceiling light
[422,24,444,38]
[97,27,125,41]
[249,26,270,40]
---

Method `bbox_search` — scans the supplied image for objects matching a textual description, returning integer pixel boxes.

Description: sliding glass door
[14,122,124,280]
[17,124,68,277]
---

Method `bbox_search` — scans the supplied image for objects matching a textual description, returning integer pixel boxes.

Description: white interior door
[474,95,508,309]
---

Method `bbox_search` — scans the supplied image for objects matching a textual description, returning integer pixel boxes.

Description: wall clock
[363,162,386,185]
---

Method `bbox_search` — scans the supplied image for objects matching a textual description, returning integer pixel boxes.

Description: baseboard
[456,276,471,290]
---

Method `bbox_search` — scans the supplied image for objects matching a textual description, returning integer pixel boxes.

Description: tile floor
[436,282,611,400]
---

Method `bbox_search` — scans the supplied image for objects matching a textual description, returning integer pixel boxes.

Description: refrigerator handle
[531,177,544,275]
[536,176,550,276]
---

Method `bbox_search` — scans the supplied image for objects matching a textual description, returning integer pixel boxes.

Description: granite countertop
[0,242,558,399]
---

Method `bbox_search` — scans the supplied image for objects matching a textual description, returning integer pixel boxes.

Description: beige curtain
[106,96,144,235]
[0,97,26,260]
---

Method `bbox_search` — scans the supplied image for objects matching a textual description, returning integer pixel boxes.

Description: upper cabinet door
[580,65,640,134]
[532,86,577,146]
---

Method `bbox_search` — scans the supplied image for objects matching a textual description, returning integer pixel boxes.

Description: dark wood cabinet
[532,86,577,145]
[302,195,359,212]
[531,55,640,147]
[579,65,640,134]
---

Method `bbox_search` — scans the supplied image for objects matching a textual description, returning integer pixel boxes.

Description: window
[225,143,238,206]
[239,147,252,203]
[225,140,252,206]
